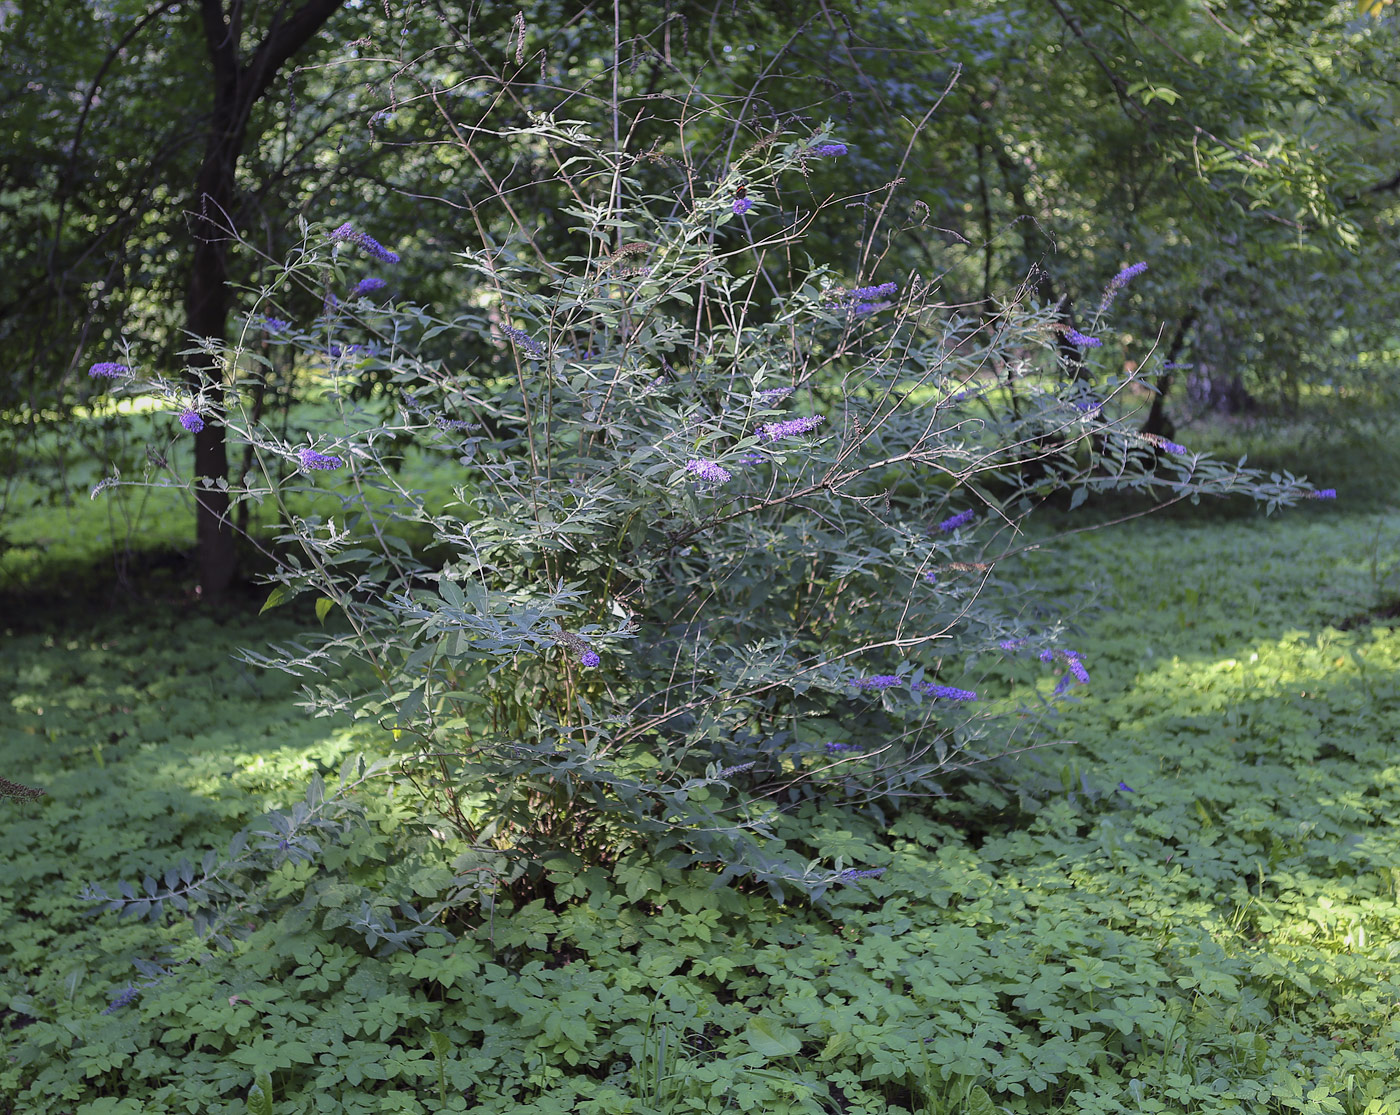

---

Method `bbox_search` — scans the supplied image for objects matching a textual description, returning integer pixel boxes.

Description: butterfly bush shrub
[90,119,1321,921]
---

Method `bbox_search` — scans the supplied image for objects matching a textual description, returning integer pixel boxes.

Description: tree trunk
[184,0,345,601]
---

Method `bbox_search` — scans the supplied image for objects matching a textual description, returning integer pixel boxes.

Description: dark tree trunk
[184,0,345,601]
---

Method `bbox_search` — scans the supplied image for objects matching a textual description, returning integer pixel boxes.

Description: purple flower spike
[353,277,387,297]
[1117,781,1135,793]
[579,649,601,668]
[502,325,544,357]
[938,509,975,532]
[178,409,204,433]
[759,415,824,440]
[329,221,401,264]
[1111,261,1148,288]
[851,675,903,691]
[686,459,732,484]
[916,683,978,701]
[1309,488,1337,500]
[261,317,289,334]
[811,143,848,157]
[89,362,131,378]
[732,198,753,215]
[1064,651,1090,684]
[837,867,885,881]
[1162,441,1187,455]
[850,282,898,300]
[102,986,140,1014]
[825,742,863,753]
[1064,328,1101,348]
[298,447,345,471]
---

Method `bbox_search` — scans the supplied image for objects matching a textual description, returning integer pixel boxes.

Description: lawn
[3,426,1400,1115]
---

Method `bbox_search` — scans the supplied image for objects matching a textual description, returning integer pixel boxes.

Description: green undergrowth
[5,466,1400,1113]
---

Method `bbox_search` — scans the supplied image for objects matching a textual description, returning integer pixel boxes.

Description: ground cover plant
[5,484,1400,1114]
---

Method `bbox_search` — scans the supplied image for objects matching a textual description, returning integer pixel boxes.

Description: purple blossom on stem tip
[938,508,975,532]
[261,317,289,334]
[178,409,204,433]
[916,683,978,701]
[1309,488,1337,500]
[1064,328,1101,348]
[732,198,754,215]
[502,325,544,356]
[89,362,131,378]
[850,675,902,690]
[837,867,885,881]
[353,277,387,297]
[102,986,140,1014]
[850,282,897,301]
[1064,651,1090,684]
[329,222,401,264]
[825,742,862,753]
[759,414,824,440]
[685,458,732,484]
[298,447,345,471]
[1111,261,1148,288]
[810,143,848,157]
[579,649,601,668]
[1117,781,1135,793]
[717,761,755,778]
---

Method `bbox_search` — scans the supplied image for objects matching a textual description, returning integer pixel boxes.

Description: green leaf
[743,1016,802,1058]
[315,597,335,624]
[246,1073,274,1115]
[258,586,290,615]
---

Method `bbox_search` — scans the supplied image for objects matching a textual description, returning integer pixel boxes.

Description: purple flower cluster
[353,277,387,297]
[1064,650,1090,683]
[89,362,131,378]
[810,143,848,157]
[1117,781,1135,793]
[330,221,401,264]
[328,343,369,359]
[298,447,345,471]
[759,414,824,440]
[686,458,732,484]
[825,742,863,753]
[1099,261,1148,311]
[916,683,978,701]
[1141,433,1188,455]
[732,198,754,215]
[755,387,792,404]
[1064,328,1101,348]
[502,325,545,356]
[102,986,141,1014]
[1308,488,1337,500]
[717,761,756,778]
[938,508,975,532]
[178,409,204,433]
[261,317,289,334]
[579,649,601,668]
[850,675,902,690]
[850,282,898,300]
[837,867,885,881]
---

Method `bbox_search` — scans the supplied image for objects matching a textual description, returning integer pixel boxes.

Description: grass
[4,416,1400,1113]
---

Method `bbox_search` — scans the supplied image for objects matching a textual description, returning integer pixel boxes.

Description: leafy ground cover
[4,439,1400,1115]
